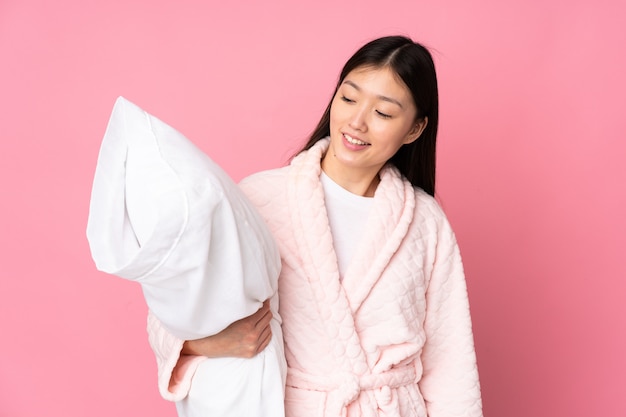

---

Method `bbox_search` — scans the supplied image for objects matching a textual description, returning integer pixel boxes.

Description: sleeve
[417,213,483,417]
[146,311,208,401]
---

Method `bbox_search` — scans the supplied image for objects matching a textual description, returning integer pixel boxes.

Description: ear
[404,117,428,145]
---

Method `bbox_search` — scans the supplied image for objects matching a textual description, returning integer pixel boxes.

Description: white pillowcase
[87,96,281,340]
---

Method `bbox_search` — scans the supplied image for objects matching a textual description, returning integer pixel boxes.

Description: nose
[348,104,368,132]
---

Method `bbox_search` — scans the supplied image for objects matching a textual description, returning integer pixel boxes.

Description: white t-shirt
[320,171,374,279]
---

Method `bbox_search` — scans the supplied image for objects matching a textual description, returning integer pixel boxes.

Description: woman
[148,35,483,417]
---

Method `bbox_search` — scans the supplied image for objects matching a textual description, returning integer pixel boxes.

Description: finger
[239,301,266,328]
[255,307,272,330]
[254,300,273,328]
[252,300,269,318]
[257,320,272,342]
[256,328,273,355]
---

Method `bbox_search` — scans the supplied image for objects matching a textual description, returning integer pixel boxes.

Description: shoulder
[412,187,446,219]
[413,187,446,217]
[412,187,458,242]
[239,166,290,192]
[238,166,291,210]
[240,166,289,185]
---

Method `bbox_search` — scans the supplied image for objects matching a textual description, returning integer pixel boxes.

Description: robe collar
[288,138,416,315]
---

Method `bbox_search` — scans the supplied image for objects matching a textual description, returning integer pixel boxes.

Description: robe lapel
[287,139,369,375]
[341,165,416,314]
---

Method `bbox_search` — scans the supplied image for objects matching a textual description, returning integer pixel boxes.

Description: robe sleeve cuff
[147,311,208,401]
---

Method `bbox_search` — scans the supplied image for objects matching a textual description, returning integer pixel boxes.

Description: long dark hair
[296,36,439,196]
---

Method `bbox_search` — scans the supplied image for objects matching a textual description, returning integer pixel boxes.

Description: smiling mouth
[343,133,370,146]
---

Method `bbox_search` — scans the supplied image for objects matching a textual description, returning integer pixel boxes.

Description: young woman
[148,35,483,417]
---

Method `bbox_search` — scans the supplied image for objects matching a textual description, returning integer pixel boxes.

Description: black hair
[296,35,439,196]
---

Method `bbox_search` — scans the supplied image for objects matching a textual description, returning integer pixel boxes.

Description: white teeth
[344,134,368,146]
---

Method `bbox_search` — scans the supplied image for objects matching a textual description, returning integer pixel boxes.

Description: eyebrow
[343,80,404,109]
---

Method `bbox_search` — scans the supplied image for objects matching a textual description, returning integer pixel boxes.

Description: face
[322,66,427,185]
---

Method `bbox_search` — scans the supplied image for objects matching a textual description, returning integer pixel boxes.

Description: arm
[147,300,274,401]
[182,299,274,358]
[418,216,483,417]
[146,311,204,401]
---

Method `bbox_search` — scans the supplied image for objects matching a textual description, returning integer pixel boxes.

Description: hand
[182,299,273,359]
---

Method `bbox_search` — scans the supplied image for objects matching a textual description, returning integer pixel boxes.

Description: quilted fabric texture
[240,139,483,417]
[148,138,483,417]
[86,96,281,340]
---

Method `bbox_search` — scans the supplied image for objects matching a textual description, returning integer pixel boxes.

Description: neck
[321,157,380,197]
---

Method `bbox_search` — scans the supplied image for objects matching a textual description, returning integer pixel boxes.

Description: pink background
[1,0,625,416]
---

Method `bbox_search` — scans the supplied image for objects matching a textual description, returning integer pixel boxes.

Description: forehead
[341,66,413,104]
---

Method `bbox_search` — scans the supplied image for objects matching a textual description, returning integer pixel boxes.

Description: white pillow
[87,96,280,340]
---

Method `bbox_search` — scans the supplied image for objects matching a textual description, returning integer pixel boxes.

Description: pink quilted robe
[148,139,483,417]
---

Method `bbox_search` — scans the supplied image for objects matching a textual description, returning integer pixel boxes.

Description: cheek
[373,123,412,146]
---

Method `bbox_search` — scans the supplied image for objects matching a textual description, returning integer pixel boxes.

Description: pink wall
[1,0,624,416]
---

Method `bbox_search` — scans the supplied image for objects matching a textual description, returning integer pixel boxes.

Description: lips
[343,133,370,146]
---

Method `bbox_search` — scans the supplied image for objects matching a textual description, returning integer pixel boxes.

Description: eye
[376,110,392,119]
[340,95,355,103]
